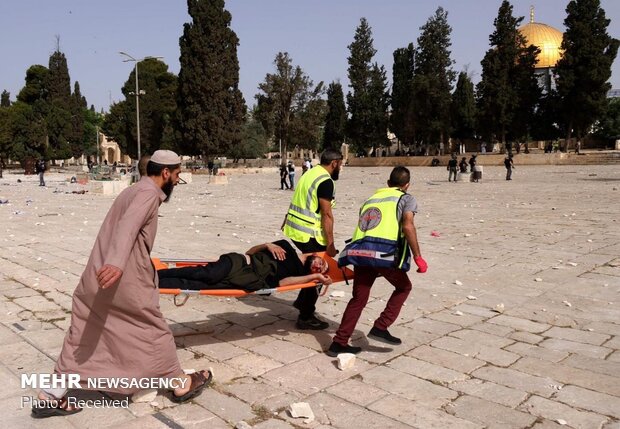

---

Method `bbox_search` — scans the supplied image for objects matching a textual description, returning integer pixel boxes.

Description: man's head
[304,255,329,275]
[147,150,182,202]
[320,148,343,180]
[387,166,411,191]
[138,155,151,177]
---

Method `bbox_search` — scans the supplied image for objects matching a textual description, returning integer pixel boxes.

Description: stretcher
[154,252,353,306]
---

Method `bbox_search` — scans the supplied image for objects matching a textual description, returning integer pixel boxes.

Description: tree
[1,90,10,107]
[177,0,246,157]
[346,18,389,153]
[414,7,455,152]
[103,59,178,158]
[255,52,325,155]
[69,81,87,158]
[555,0,619,142]
[8,101,47,164]
[451,71,476,141]
[593,98,620,143]
[322,82,347,149]
[477,0,540,149]
[391,44,416,148]
[228,110,269,161]
[0,101,11,177]
[46,48,74,160]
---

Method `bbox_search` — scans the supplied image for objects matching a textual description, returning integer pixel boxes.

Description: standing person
[279,162,290,190]
[282,148,343,329]
[469,154,479,182]
[35,158,46,186]
[32,150,212,418]
[459,157,468,173]
[504,153,515,180]
[287,160,296,190]
[328,166,427,356]
[447,154,458,182]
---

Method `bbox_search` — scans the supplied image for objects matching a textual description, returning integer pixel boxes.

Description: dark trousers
[291,238,324,318]
[158,255,233,290]
[506,167,512,180]
[448,167,457,182]
[38,172,45,186]
[333,266,412,346]
[280,177,289,190]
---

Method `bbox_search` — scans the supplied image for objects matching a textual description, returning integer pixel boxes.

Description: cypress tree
[47,49,72,109]
[1,90,10,107]
[391,44,416,148]
[414,7,455,152]
[46,49,73,159]
[69,81,86,158]
[367,63,390,150]
[177,0,246,157]
[555,0,619,142]
[451,71,476,141]
[323,81,347,149]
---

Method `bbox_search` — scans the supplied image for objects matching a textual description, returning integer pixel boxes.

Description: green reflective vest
[339,187,411,270]
[283,165,333,245]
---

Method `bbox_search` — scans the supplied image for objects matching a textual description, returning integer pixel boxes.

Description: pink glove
[414,256,428,273]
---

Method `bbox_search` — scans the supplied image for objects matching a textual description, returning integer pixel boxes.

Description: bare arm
[318,198,337,256]
[401,211,422,258]
[245,242,286,260]
[279,273,333,287]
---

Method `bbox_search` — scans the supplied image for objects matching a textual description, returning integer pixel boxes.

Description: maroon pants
[333,266,412,346]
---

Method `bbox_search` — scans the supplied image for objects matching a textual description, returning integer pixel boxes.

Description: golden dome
[518,11,563,68]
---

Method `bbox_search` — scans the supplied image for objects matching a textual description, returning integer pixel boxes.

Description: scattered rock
[493,303,505,313]
[289,402,315,423]
[453,311,464,316]
[567,262,578,267]
[235,422,253,429]
[562,300,572,307]
[454,280,463,286]
[556,419,568,425]
[330,290,346,298]
[466,295,477,300]
[534,278,543,282]
[337,353,356,370]
[464,233,472,237]
[132,389,158,403]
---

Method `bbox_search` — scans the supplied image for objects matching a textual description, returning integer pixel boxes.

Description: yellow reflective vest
[338,187,411,271]
[283,165,334,245]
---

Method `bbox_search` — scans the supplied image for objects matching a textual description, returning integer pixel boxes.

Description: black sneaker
[296,315,329,330]
[326,341,362,357]
[368,327,402,345]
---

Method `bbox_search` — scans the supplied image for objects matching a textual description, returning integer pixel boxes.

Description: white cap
[150,150,181,165]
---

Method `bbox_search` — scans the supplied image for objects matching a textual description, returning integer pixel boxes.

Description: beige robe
[55,177,181,393]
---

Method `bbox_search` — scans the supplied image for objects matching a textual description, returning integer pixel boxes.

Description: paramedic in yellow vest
[281,148,343,330]
[327,166,428,356]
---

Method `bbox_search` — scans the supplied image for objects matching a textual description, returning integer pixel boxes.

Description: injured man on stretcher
[157,240,332,292]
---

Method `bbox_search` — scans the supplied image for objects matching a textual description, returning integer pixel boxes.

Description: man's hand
[97,264,123,289]
[315,274,333,285]
[266,243,286,261]
[414,256,428,273]
[326,243,338,257]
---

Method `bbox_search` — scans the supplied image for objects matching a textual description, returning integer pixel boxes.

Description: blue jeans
[289,173,295,189]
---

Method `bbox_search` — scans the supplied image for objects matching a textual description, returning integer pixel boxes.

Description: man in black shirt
[447,154,458,182]
[158,240,332,298]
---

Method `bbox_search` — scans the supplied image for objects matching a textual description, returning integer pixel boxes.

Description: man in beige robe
[33,150,211,418]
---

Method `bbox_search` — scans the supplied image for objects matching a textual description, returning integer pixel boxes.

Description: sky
[1,0,619,112]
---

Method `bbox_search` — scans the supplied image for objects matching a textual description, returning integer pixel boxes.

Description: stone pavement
[0,164,618,429]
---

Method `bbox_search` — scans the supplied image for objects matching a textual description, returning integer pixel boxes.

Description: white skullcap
[150,150,181,165]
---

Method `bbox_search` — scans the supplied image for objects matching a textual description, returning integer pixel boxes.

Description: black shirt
[448,159,457,168]
[316,179,335,213]
[259,240,305,287]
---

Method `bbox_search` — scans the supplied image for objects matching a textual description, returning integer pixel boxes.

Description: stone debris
[235,421,253,429]
[337,353,356,370]
[556,419,568,425]
[132,389,158,403]
[453,311,464,316]
[534,278,543,282]
[288,402,315,423]
[562,300,572,307]
[330,290,346,298]
[454,280,463,286]
[464,233,472,237]
[466,295,477,300]
[493,303,505,313]
[567,262,578,266]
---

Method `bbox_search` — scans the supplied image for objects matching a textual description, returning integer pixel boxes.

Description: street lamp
[118,52,163,164]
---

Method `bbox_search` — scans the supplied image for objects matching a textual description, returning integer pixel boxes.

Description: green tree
[8,101,47,165]
[593,98,620,142]
[322,82,347,149]
[17,65,49,108]
[255,52,325,155]
[46,49,74,160]
[477,0,540,149]
[0,102,11,176]
[346,18,389,152]
[555,0,619,142]
[103,59,178,158]
[1,90,10,107]
[451,71,476,141]
[82,108,104,158]
[228,111,269,161]
[69,81,87,158]
[414,7,455,152]
[177,0,246,157]
[391,44,416,148]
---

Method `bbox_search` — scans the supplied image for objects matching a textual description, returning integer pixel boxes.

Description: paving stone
[253,419,295,429]
[472,366,559,397]
[428,310,485,327]
[538,338,612,359]
[362,366,457,404]
[448,379,528,408]
[583,322,620,337]
[404,317,461,335]
[249,339,316,364]
[408,344,485,373]
[225,352,283,377]
[470,321,514,337]
[161,403,230,429]
[555,385,620,419]
[447,395,537,428]
[449,329,514,349]
[562,353,620,377]
[521,395,609,429]
[325,378,388,407]
[370,394,482,429]
[604,336,620,349]
[504,342,569,362]
[475,346,520,367]
[388,356,469,385]
[192,388,256,423]
[545,326,611,345]
[512,356,620,397]
[508,331,544,344]
[489,315,551,333]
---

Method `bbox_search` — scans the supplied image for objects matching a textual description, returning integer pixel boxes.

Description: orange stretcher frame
[154,252,353,306]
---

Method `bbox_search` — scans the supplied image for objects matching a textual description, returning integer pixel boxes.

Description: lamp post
[118,52,163,164]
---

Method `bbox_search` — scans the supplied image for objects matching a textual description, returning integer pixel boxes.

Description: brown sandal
[171,370,213,403]
[31,395,83,419]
